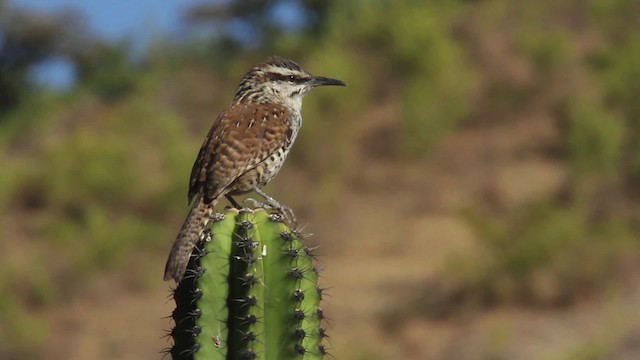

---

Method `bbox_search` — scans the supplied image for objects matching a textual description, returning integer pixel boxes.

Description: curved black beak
[312,76,346,87]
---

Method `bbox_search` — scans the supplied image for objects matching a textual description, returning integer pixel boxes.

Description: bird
[164,56,346,282]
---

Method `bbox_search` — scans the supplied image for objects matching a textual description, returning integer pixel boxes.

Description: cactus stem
[169,209,327,359]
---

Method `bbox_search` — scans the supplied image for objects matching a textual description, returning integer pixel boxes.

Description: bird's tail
[164,195,216,282]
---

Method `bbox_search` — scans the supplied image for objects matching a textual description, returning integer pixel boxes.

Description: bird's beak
[312,76,346,87]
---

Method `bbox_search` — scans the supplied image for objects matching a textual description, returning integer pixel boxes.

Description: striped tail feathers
[164,196,216,282]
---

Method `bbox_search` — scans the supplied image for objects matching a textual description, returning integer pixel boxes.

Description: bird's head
[234,56,346,109]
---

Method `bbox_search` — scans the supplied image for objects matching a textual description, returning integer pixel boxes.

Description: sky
[13,0,304,88]
[16,0,201,40]
[15,0,202,87]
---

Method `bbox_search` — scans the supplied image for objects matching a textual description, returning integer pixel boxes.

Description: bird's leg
[248,187,297,226]
[225,194,243,209]
[250,187,285,210]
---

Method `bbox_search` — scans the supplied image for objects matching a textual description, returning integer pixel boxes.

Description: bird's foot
[243,197,265,208]
[245,194,297,227]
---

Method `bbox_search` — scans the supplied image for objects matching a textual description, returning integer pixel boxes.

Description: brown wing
[188,102,293,204]
[188,109,224,203]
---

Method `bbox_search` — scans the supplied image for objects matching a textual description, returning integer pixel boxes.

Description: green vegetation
[450,201,635,306]
[316,0,476,156]
[567,96,624,175]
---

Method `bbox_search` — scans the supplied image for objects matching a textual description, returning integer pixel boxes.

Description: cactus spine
[168,208,327,360]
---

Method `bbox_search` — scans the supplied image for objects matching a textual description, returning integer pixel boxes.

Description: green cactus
[167,208,327,360]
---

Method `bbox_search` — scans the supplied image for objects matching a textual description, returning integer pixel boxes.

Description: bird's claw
[243,197,265,208]
[243,197,297,227]
[277,205,297,227]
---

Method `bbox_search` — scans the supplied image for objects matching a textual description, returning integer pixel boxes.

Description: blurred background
[2,0,640,359]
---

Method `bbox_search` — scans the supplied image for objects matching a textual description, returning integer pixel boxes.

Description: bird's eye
[288,75,296,82]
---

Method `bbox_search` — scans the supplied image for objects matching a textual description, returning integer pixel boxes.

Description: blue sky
[14,0,304,88]
[15,0,201,40]
[16,0,201,87]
